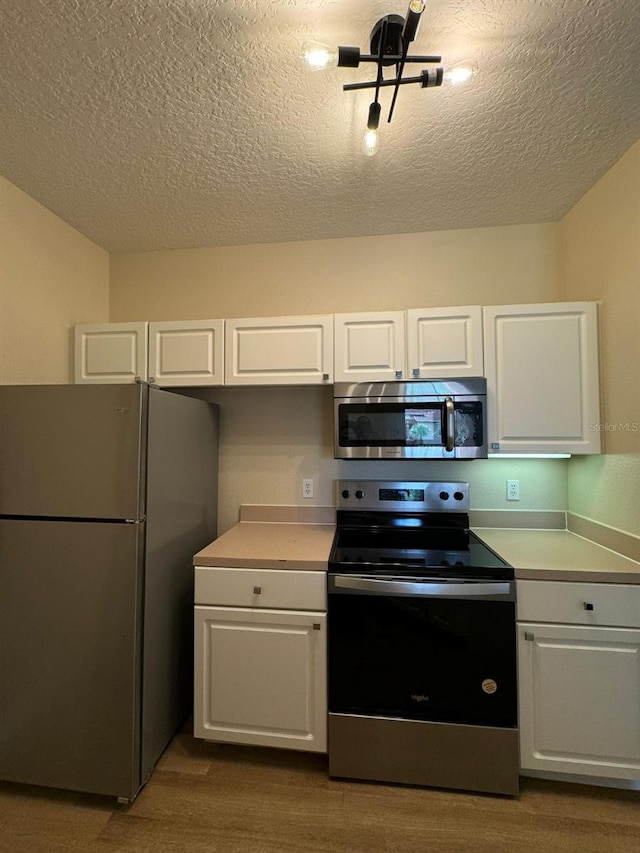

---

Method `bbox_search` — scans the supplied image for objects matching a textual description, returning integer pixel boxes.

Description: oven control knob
[454,491,465,501]
[355,489,365,499]
[341,489,350,499]
[439,491,449,501]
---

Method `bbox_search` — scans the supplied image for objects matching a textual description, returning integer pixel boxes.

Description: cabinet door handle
[253,586,262,595]
[412,368,420,377]
[583,601,594,611]
[395,370,403,379]
[524,631,534,641]
[312,622,321,631]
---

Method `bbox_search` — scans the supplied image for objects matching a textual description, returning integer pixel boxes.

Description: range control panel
[336,480,469,513]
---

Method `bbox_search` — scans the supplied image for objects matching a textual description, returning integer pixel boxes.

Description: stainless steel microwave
[334,379,488,460]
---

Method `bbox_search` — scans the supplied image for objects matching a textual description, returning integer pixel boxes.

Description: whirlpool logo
[410,694,430,703]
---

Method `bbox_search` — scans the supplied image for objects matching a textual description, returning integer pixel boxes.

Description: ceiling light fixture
[302,1,477,155]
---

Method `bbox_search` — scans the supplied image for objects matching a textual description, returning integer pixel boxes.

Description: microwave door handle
[444,397,455,451]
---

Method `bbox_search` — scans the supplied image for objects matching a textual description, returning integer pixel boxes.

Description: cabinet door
[334,311,406,382]
[194,606,327,752]
[484,302,600,454]
[148,320,224,387]
[406,306,483,379]
[225,316,333,385]
[74,323,148,384]
[518,622,640,779]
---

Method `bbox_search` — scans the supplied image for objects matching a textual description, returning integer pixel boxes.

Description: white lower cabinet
[517,580,640,782]
[194,568,327,752]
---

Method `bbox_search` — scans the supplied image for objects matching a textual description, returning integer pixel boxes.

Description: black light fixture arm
[337,3,441,114]
[354,54,442,64]
[388,0,426,122]
[311,1,458,154]
[373,16,389,108]
[344,68,443,93]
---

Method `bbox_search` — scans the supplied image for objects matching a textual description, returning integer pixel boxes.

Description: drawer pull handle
[524,631,534,641]
[253,586,262,595]
[583,601,594,611]
[313,623,321,631]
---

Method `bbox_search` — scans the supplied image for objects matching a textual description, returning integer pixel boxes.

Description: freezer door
[0,519,143,800]
[0,384,145,519]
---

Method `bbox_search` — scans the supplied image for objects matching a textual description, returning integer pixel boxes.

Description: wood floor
[1,729,639,853]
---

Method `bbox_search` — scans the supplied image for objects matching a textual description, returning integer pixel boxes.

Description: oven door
[328,575,517,728]
[333,396,486,459]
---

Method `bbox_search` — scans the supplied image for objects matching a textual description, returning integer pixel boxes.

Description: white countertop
[193,521,335,571]
[475,528,640,584]
[193,516,640,584]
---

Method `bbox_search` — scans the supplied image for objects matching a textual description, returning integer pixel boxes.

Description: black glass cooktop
[329,525,513,580]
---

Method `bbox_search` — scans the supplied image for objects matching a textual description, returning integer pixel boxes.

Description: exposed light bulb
[362,101,381,157]
[301,41,338,70]
[443,62,478,85]
[362,128,379,157]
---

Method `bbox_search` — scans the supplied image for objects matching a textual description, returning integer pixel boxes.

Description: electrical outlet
[302,478,314,499]
[506,479,520,501]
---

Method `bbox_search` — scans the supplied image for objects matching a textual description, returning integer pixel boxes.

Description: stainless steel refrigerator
[0,383,219,801]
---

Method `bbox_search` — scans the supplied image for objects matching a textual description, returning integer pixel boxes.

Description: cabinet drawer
[517,580,640,628]
[195,567,326,610]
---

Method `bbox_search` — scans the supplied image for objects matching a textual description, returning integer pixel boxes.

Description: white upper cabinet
[334,306,483,383]
[225,315,333,386]
[334,311,406,382]
[406,306,484,379]
[74,322,148,384]
[483,302,601,455]
[148,320,224,387]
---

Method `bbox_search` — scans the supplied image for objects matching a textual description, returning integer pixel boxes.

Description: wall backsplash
[190,385,569,535]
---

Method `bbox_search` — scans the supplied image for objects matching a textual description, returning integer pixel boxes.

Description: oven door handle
[330,575,514,600]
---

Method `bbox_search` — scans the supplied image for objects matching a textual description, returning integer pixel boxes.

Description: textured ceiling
[1,0,639,253]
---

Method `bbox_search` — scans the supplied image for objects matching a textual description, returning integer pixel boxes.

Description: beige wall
[3,143,637,536]
[190,385,568,535]
[0,176,109,384]
[560,139,640,454]
[111,221,563,533]
[568,454,640,537]
[110,223,559,320]
[559,139,640,537]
